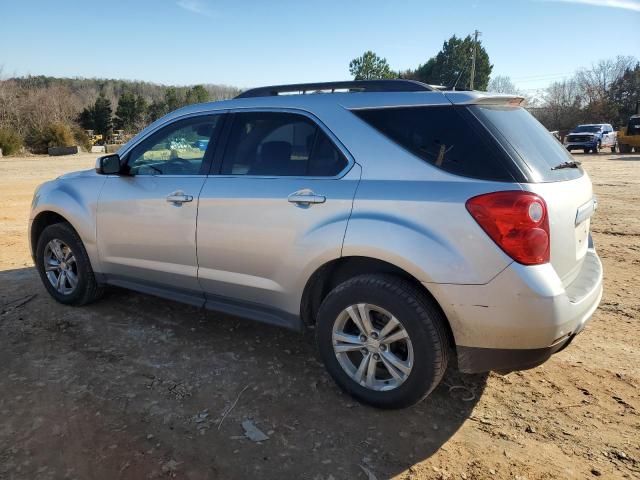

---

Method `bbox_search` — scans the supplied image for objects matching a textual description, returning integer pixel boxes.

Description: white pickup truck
[564,123,617,153]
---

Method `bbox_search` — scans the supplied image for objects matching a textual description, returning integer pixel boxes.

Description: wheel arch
[30,211,78,260]
[300,256,456,349]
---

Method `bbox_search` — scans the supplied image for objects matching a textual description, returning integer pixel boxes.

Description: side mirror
[95,154,121,175]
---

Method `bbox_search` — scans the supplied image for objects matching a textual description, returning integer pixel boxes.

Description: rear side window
[221,112,348,176]
[352,106,517,181]
[470,106,584,182]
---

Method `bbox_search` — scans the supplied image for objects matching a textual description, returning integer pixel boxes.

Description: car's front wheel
[316,274,449,409]
[35,222,103,305]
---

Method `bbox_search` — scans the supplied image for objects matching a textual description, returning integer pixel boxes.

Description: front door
[97,114,224,295]
[196,111,360,320]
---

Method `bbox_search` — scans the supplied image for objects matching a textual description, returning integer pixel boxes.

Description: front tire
[316,274,449,409]
[35,223,103,305]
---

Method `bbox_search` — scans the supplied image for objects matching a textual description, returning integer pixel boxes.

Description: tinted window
[471,106,583,182]
[127,116,220,175]
[574,125,601,133]
[353,106,517,181]
[221,112,347,176]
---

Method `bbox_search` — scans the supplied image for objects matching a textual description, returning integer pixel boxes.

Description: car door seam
[340,162,363,258]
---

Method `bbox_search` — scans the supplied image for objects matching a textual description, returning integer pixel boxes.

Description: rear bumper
[456,332,576,374]
[427,248,603,373]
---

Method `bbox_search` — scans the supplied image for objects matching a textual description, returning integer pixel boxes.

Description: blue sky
[0,0,638,91]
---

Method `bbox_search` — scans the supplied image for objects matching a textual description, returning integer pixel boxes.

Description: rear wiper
[551,160,582,170]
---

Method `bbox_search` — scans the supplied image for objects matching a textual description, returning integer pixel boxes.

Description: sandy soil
[0,152,638,480]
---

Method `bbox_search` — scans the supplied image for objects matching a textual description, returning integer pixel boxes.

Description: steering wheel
[165,157,193,173]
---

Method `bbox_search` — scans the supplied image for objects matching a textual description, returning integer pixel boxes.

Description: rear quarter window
[352,106,520,182]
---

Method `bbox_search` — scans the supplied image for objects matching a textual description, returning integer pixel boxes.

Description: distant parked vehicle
[617,103,640,153]
[617,115,640,153]
[564,124,617,154]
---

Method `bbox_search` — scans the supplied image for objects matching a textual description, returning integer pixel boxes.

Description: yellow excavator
[85,130,104,146]
[617,101,640,153]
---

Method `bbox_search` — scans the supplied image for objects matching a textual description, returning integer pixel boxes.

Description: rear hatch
[469,103,595,286]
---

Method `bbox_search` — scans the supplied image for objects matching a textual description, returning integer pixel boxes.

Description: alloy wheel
[332,303,414,391]
[44,238,78,295]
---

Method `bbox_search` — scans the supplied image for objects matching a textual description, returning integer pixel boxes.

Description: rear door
[600,125,610,147]
[196,110,360,321]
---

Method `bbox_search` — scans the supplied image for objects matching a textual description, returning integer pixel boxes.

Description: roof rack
[235,80,434,98]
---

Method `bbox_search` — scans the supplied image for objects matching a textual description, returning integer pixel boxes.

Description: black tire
[316,274,449,409]
[619,143,631,153]
[611,144,617,153]
[583,148,590,154]
[35,222,103,306]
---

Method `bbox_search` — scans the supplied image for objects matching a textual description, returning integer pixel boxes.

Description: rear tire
[316,274,449,409]
[583,148,590,154]
[619,143,631,153]
[35,223,103,306]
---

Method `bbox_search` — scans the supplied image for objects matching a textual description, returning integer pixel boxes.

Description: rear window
[352,106,519,182]
[470,106,584,182]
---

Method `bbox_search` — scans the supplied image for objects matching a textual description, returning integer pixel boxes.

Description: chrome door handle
[288,190,326,205]
[166,191,194,205]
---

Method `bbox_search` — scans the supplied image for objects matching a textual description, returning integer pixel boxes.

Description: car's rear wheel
[316,274,449,409]
[36,223,103,305]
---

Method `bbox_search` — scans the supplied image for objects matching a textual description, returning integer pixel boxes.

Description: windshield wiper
[552,160,582,170]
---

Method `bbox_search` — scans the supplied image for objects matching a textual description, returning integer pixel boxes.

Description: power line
[511,71,575,80]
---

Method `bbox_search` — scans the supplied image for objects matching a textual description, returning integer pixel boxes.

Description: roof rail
[235,80,434,98]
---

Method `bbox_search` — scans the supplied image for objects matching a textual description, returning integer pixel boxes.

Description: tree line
[530,57,639,133]
[348,37,638,134]
[349,34,493,91]
[0,75,239,155]
[1,37,638,155]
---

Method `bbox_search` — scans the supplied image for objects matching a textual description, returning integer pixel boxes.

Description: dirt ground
[0,152,638,480]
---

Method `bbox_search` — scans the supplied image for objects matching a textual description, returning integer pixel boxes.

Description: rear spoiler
[444,91,526,106]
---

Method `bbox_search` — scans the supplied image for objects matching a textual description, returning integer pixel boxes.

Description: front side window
[127,116,221,175]
[221,112,347,176]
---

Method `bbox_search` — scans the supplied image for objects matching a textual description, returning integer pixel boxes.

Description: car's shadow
[609,154,640,161]
[0,267,487,479]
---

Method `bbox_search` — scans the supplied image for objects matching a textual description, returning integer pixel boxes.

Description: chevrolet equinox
[30,80,603,408]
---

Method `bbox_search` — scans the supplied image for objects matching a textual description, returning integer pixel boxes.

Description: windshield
[573,125,601,133]
[470,105,583,182]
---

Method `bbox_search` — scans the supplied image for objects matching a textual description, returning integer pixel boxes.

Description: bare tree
[534,79,584,132]
[576,55,636,104]
[487,75,520,94]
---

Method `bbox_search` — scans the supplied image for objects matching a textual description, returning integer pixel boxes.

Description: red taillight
[466,191,550,265]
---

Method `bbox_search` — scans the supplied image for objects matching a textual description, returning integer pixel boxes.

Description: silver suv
[30,80,603,408]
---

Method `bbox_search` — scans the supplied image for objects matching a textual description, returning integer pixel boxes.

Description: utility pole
[470,29,481,90]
